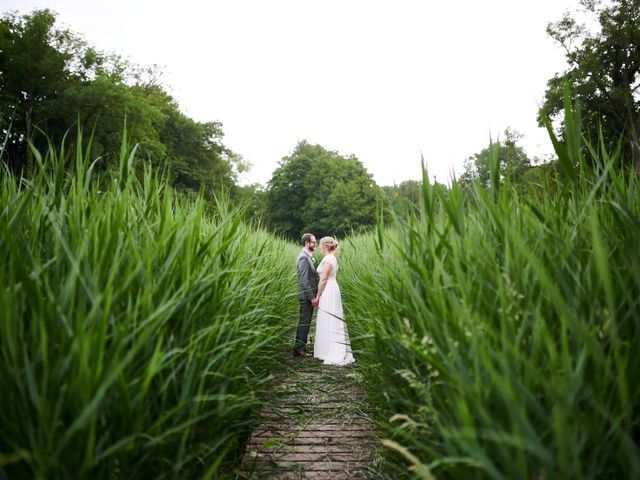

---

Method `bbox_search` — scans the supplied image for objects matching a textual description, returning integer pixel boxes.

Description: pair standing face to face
[304,235,338,255]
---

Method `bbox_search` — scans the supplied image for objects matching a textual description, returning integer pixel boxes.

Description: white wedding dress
[313,254,355,366]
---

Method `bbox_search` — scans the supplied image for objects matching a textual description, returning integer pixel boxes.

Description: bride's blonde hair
[320,236,339,252]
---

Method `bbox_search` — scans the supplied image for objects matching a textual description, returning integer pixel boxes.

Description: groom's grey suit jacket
[296,250,319,301]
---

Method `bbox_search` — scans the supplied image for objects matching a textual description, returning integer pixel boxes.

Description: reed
[0,130,298,479]
[341,105,640,478]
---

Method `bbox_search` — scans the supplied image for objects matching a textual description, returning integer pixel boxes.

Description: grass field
[1,105,639,479]
[0,134,299,479]
[339,114,640,478]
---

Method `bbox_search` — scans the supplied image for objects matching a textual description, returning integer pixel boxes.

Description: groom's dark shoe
[293,351,312,357]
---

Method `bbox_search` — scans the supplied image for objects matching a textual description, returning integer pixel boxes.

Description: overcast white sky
[3,0,581,186]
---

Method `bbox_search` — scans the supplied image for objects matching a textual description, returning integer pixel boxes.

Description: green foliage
[233,183,268,224]
[158,99,236,199]
[0,134,298,478]
[266,140,382,240]
[382,180,423,215]
[540,0,640,167]
[516,160,563,200]
[459,128,532,188]
[340,104,640,478]
[0,9,238,201]
[0,8,82,171]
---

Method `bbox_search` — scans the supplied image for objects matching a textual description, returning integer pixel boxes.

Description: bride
[312,236,355,366]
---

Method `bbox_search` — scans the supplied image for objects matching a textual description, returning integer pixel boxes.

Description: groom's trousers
[294,300,314,353]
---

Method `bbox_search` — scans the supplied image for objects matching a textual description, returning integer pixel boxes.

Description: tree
[0,9,83,172]
[0,9,241,200]
[158,101,233,196]
[265,142,315,239]
[540,0,640,168]
[459,128,532,188]
[382,180,422,214]
[234,183,268,223]
[0,10,171,169]
[266,141,382,240]
[53,72,168,163]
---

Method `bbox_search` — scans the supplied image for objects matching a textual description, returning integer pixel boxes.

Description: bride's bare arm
[314,262,332,304]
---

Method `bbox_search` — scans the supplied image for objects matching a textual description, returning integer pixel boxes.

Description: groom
[294,233,319,357]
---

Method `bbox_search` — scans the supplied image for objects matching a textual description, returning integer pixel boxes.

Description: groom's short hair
[301,233,314,246]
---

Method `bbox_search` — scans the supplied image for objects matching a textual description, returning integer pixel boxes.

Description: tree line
[2,1,638,240]
[0,8,409,239]
[0,9,244,201]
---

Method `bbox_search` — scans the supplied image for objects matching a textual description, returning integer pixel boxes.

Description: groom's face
[307,237,317,251]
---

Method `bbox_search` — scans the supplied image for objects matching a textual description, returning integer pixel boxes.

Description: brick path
[239,356,382,479]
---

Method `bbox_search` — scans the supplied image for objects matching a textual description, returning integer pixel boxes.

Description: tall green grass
[0,131,298,479]
[341,106,640,478]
